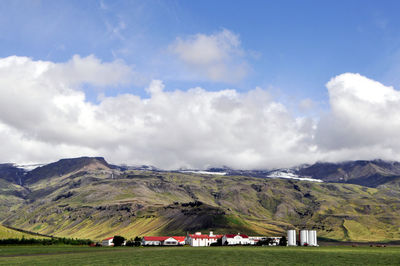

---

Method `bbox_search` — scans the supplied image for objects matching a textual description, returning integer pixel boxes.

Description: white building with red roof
[142,236,168,246]
[172,236,186,245]
[222,233,252,245]
[142,236,186,246]
[101,237,114,246]
[185,231,222,247]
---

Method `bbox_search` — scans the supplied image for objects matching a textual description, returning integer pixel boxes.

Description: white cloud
[315,73,400,161]
[169,29,249,83]
[0,55,314,168]
[49,54,133,87]
[2,56,400,169]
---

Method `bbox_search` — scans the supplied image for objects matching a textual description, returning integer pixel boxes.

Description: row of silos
[287,229,317,246]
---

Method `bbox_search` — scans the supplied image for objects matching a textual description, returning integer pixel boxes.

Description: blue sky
[1,0,400,168]
[2,0,400,103]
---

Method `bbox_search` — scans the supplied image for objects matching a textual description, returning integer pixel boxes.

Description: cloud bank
[0,55,399,169]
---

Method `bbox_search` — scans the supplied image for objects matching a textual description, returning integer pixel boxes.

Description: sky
[1,0,400,169]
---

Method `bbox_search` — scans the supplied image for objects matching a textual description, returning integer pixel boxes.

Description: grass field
[1,246,400,265]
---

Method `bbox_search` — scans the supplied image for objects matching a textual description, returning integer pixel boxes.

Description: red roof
[172,236,186,242]
[225,234,249,238]
[143,236,170,241]
[102,237,114,241]
[189,234,223,239]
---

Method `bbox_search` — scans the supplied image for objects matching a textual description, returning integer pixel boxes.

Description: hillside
[1,158,400,242]
[23,157,112,185]
[0,164,25,185]
[0,224,49,239]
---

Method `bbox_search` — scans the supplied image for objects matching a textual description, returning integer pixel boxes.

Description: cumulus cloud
[49,54,133,87]
[0,55,315,168]
[1,55,400,168]
[169,29,249,83]
[315,73,400,161]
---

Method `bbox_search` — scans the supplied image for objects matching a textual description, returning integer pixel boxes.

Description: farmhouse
[172,236,186,245]
[186,231,223,247]
[142,236,169,246]
[142,236,186,246]
[101,237,114,246]
[222,233,252,245]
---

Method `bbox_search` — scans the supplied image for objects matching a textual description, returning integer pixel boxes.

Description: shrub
[279,236,287,246]
[112,235,126,247]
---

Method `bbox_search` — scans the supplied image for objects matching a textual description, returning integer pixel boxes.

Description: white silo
[307,230,314,246]
[287,230,296,246]
[300,230,309,246]
[308,230,317,246]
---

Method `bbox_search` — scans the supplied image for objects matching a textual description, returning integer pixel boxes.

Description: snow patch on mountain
[179,170,227,175]
[14,164,45,171]
[267,170,323,182]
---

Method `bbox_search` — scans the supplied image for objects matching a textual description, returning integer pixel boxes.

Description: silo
[309,230,317,246]
[287,230,296,246]
[300,230,309,246]
[307,230,315,246]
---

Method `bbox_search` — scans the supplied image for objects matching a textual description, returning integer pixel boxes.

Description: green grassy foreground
[1,246,400,265]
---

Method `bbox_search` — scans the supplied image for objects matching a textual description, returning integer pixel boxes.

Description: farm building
[248,236,265,245]
[222,233,252,245]
[172,236,186,245]
[142,236,186,246]
[186,231,223,247]
[101,237,114,246]
[142,236,168,246]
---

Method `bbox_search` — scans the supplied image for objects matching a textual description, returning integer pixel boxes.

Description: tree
[134,236,142,247]
[125,239,135,246]
[112,235,126,247]
[279,236,287,246]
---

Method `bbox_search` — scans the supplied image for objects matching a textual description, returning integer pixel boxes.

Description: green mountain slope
[2,166,400,242]
[0,224,50,239]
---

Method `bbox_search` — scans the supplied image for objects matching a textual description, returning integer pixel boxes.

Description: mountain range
[1,157,400,242]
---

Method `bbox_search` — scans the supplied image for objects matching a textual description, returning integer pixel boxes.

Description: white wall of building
[102,238,114,246]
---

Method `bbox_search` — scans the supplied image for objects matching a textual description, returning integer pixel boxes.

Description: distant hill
[297,160,400,187]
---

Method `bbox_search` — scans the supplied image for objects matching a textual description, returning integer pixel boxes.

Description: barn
[142,236,169,246]
[142,236,186,246]
[101,237,114,246]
